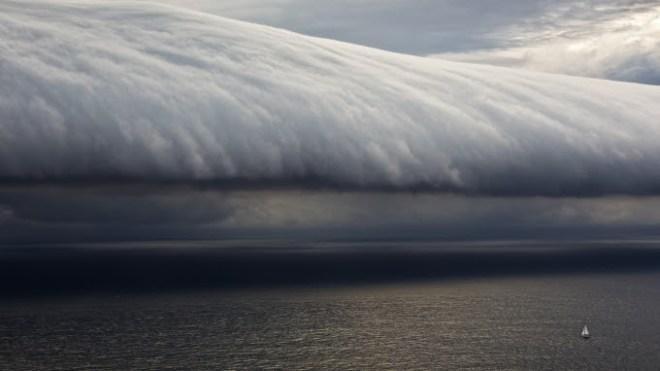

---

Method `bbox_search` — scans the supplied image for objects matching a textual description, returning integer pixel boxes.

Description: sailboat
[581,325,590,339]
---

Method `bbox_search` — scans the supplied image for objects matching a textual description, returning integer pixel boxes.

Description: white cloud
[437,2,660,85]
[2,0,660,196]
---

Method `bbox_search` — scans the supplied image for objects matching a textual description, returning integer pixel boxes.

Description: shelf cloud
[2,0,660,198]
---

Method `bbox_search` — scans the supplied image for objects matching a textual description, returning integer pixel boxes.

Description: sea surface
[2,270,660,370]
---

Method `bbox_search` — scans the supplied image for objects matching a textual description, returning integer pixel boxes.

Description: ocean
[2,243,660,370]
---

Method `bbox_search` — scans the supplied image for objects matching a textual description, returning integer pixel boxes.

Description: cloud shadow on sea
[3,241,660,297]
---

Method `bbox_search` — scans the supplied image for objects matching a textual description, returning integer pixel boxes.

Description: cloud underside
[4,186,660,244]
[2,1,660,198]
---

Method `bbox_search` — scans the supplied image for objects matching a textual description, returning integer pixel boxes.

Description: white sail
[581,325,590,338]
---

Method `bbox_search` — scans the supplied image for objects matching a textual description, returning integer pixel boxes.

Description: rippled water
[2,272,660,370]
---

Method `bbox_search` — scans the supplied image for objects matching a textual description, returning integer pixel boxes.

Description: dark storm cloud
[0,186,232,225]
[4,186,660,244]
[0,184,237,244]
[2,1,660,197]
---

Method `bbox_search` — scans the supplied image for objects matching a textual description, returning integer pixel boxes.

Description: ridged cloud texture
[2,1,660,196]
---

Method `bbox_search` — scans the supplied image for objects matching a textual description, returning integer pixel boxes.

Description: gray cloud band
[2,1,660,197]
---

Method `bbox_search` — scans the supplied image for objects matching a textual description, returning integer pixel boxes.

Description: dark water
[2,272,660,370]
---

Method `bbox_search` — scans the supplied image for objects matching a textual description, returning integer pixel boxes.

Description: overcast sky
[151,0,660,84]
[1,0,660,244]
